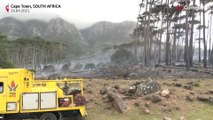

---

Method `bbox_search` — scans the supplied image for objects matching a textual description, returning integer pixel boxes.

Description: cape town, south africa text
[10,4,61,9]
[9,4,61,13]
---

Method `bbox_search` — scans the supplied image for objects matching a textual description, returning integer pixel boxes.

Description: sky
[0,0,141,28]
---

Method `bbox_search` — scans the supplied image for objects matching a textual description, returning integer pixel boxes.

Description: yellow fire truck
[0,68,86,120]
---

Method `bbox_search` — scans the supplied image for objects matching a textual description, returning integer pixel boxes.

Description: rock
[42,65,55,73]
[175,107,180,111]
[163,117,172,120]
[134,102,140,107]
[183,85,193,90]
[107,91,127,113]
[100,85,111,95]
[208,90,213,94]
[144,102,151,108]
[112,88,120,94]
[187,81,194,85]
[120,88,129,95]
[102,94,108,100]
[163,82,171,86]
[197,95,209,102]
[134,78,161,97]
[161,107,172,113]
[142,106,150,114]
[189,91,195,95]
[114,85,120,90]
[174,82,182,87]
[179,116,185,120]
[185,95,195,102]
[128,73,138,79]
[151,94,162,103]
[161,89,170,97]
[127,86,136,94]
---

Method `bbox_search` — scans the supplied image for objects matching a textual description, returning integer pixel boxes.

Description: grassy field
[85,101,213,120]
[84,79,213,120]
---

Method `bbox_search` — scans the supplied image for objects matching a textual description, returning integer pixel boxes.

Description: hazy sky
[0,0,141,28]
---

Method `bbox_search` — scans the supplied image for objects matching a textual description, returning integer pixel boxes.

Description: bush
[73,63,83,70]
[61,63,71,72]
[111,48,134,65]
[84,63,95,70]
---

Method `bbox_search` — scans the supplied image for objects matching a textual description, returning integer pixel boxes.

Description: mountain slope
[0,17,27,40]
[80,21,136,51]
[0,17,136,56]
[26,19,48,37]
[0,17,86,57]
[0,17,85,44]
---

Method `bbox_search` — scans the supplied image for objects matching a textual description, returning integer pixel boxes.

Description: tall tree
[202,0,207,67]
[165,0,170,65]
[189,0,196,67]
[185,1,190,70]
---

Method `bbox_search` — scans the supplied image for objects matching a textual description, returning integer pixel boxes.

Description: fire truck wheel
[40,113,57,120]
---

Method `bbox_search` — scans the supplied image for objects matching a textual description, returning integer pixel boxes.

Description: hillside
[0,17,84,42]
[0,17,87,58]
[80,21,136,52]
[0,17,136,54]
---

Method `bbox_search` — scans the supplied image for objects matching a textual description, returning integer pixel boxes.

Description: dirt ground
[83,78,213,120]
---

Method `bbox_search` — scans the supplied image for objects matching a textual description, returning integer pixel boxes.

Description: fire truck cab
[0,68,86,120]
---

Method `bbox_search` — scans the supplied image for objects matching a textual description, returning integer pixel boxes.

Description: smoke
[35,48,116,79]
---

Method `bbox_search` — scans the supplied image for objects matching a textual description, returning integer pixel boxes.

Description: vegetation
[132,0,213,69]
[111,48,134,65]
[0,34,76,69]
[5,37,70,69]
[84,63,96,70]
[0,34,14,68]
[73,63,83,70]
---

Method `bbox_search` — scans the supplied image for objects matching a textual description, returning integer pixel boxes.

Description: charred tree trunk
[210,13,213,67]
[203,0,207,68]
[134,3,143,63]
[172,28,177,64]
[208,13,212,66]
[185,3,190,71]
[165,0,170,66]
[158,0,164,64]
[189,0,195,67]
[198,1,202,63]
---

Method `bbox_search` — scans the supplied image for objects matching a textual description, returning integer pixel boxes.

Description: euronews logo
[176,5,202,11]
[173,0,202,11]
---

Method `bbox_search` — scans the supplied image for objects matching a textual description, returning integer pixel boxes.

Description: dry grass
[84,78,213,120]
